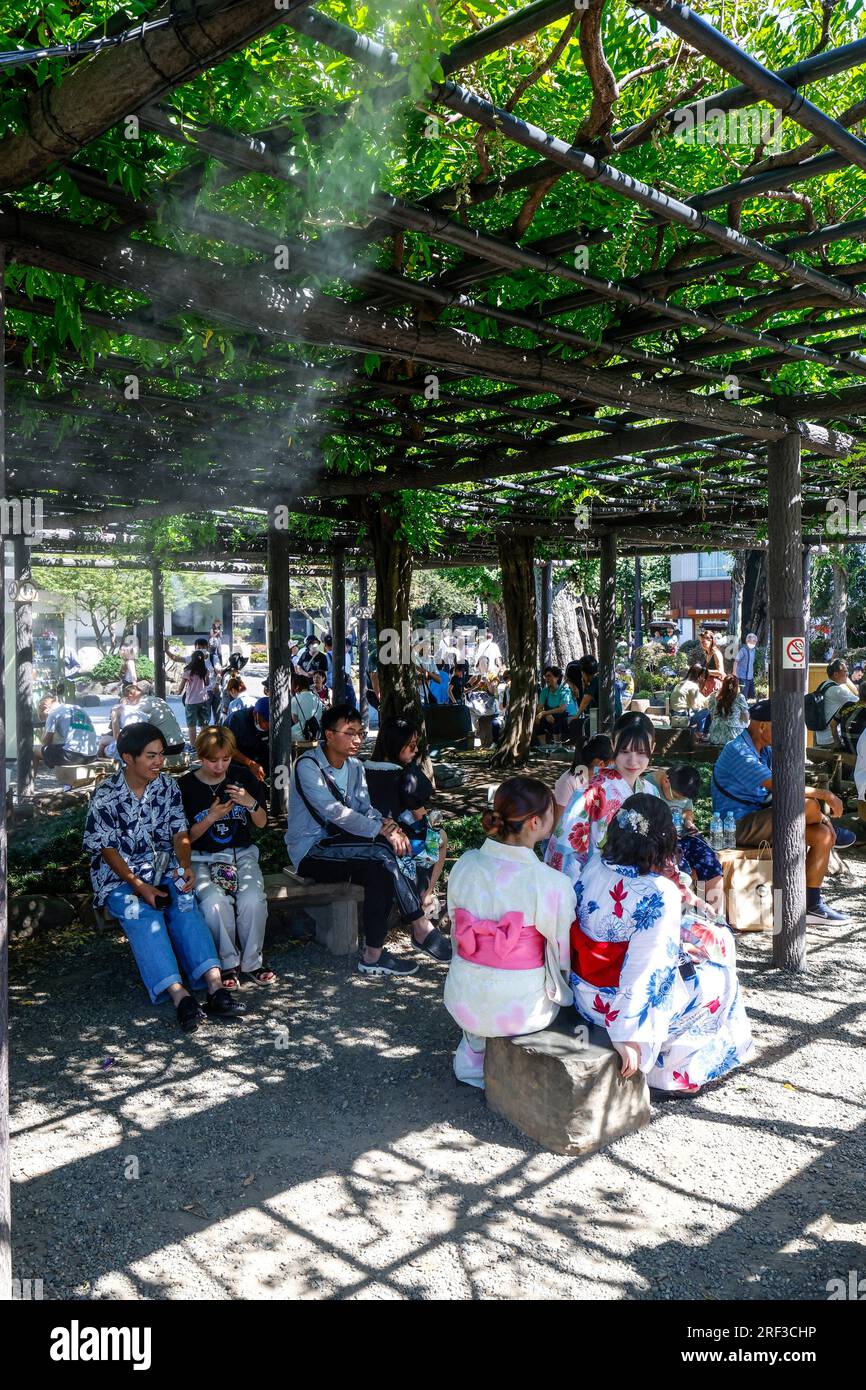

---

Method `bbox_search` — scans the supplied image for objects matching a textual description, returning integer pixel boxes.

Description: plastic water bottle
[174,868,195,913]
[671,808,683,837]
[723,812,737,850]
[710,813,724,851]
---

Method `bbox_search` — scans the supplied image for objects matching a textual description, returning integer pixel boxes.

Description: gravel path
[9,839,866,1303]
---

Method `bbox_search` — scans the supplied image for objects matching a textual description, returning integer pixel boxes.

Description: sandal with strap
[240,965,277,986]
[220,969,240,990]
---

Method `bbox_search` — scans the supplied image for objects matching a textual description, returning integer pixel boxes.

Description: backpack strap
[711,766,772,810]
[294,754,351,831]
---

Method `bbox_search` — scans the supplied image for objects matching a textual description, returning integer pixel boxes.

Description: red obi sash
[570,920,627,988]
[453,909,545,970]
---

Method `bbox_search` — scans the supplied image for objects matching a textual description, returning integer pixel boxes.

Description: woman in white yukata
[444,778,575,1088]
[571,793,754,1094]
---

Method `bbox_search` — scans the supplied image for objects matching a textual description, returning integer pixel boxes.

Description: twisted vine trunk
[490,535,537,770]
[363,499,423,755]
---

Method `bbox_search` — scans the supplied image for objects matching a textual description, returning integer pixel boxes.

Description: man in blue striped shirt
[711,699,855,924]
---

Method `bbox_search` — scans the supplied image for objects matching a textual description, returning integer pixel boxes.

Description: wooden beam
[151,560,166,701]
[0,211,850,451]
[0,0,312,191]
[598,534,617,734]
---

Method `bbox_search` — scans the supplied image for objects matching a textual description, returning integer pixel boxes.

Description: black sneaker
[357,949,419,977]
[413,926,452,962]
[204,986,248,1019]
[806,899,849,924]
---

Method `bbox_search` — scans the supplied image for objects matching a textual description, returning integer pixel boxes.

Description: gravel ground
[9,833,866,1302]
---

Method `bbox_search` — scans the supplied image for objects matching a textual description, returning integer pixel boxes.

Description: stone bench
[263,872,361,956]
[484,1006,650,1156]
[52,759,114,788]
[87,871,362,957]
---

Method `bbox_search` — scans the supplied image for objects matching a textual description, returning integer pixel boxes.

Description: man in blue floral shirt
[84,722,247,1032]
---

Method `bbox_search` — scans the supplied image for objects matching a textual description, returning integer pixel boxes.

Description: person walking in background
[119,633,138,687]
[699,630,726,695]
[734,633,758,700]
[178,647,212,750]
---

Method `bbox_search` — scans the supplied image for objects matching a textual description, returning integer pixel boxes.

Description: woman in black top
[179,725,275,989]
[365,718,450,922]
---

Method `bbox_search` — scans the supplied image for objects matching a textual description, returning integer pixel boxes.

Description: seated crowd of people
[74,622,860,1116]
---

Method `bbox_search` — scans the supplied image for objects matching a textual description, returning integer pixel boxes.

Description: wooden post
[633,555,643,652]
[0,243,11,1299]
[151,561,166,700]
[490,534,537,769]
[358,570,369,726]
[13,537,34,805]
[331,546,346,705]
[598,532,617,733]
[802,544,812,649]
[267,520,292,818]
[540,560,553,668]
[768,435,807,972]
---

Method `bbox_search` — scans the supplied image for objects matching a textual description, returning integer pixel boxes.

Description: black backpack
[837,701,866,754]
[804,680,835,732]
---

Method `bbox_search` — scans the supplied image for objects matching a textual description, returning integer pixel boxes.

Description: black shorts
[42,744,96,768]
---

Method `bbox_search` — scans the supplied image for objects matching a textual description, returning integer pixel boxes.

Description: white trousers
[191,845,268,972]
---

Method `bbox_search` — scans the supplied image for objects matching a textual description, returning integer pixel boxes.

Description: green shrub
[8,806,90,896]
[90,653,155,683]
[443,813,485,856]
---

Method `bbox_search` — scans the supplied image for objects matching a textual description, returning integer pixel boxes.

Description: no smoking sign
[782,635,806,670]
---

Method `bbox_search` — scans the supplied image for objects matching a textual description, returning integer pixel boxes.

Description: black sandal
[176,995,204,1033]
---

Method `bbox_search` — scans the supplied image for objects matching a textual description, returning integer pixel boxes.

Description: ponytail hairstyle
[481,777,556,839]
[715,673,740,718]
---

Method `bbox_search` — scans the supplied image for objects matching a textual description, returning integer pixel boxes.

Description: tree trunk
[552,579,582,668]
[728,550,746,644]
[831,548,848,655]
[742,550,769,648]
[364,499,423,752]
[488,600,508,661]
[490,535,537,770]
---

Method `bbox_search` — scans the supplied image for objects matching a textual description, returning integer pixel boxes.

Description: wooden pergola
[2,0,866,1288]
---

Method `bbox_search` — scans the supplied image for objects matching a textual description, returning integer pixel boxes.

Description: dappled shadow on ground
[9,856,866,1300]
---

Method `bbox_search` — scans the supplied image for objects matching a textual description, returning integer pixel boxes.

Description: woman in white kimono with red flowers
[444,778,574,1088]
[571,794,754,1093]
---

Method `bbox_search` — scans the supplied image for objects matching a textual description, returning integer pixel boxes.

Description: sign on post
[782,635,806,670]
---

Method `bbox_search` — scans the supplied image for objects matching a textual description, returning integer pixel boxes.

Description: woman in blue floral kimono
[570,794,754,1093]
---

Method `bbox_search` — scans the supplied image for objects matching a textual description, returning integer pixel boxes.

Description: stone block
[484,1007,650,1155]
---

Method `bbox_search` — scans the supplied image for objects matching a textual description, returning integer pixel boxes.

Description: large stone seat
[82,872,362,956]
[484,1006,651,1156]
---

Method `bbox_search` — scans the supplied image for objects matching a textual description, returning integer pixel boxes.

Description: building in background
[669,552,733,641]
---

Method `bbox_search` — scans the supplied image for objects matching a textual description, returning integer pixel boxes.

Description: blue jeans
[106,875,220,1005]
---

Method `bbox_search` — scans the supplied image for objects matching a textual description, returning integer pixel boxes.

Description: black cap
[749,699,772,721]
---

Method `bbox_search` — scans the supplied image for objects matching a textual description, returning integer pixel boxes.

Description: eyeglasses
[334,728,362,739]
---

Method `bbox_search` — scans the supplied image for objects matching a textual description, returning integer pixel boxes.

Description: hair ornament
[616,807,649,836]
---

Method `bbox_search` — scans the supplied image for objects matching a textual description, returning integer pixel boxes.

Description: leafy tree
[31,563,221,654]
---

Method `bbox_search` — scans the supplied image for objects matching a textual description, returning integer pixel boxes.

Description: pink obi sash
[570,920,627,988]
[453,909,545,970]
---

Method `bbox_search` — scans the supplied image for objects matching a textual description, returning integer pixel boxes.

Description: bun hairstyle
[603,793,677,874]
[481,776,556,839]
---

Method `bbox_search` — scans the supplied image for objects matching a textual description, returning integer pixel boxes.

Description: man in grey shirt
[36,692,99,768]
[286,703,451,976]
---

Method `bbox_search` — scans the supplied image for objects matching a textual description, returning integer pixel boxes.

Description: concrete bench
[89,872,362,957]
[52,759,114,788]
[263,872,361,956]
[484,1006,651,1156]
